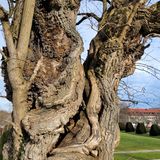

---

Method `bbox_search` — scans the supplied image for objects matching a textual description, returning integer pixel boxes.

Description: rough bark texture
[1,0,160,160]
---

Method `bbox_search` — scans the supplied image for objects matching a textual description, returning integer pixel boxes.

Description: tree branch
[120,99,150,106]
[140,2,160,36]
[11,0,24,46]
[76,13,101,25]
[103,0,107,13]
[0,5,17,59]
[7,0,15,17]
[17,0,35,69]
[89,0,111,4]
[119,0,147,41]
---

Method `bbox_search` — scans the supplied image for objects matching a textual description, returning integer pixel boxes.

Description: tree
[0,0,160,159]
[150,124,160,136]
[136,123,146,134]
[125,122,135,132]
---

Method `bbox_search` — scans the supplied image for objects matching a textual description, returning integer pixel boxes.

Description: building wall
[119,108,160,127]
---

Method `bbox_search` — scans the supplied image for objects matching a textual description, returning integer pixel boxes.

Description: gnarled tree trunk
[0,0,160,160]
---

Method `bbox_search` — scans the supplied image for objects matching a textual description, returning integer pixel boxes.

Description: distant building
[119,108,160,127]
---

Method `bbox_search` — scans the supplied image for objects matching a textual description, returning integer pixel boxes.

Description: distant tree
[125,122,135,132]
[0,0,160,160]
[136,123,147,134]
[150,124,160,136]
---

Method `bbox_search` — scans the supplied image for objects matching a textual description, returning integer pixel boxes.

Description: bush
[119,122,126,131]
[150,124,160,136]
[125,122,135,132]
[136,123,147,134]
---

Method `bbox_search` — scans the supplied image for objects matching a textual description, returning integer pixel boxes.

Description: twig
[76,12,101,25]
[0,95,7,98]
[143,33,160,44]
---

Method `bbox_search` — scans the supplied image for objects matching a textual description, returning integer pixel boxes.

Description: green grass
[116,132,160,151]
[115,132,160,160]
[115,152,160,160]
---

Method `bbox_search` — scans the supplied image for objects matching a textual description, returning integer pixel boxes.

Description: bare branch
[120,99,150,106]
[7,0,15,17]
[143,33,160,44]
[120,99,138,105]
[0,95,7,98]
[136,67,160,80]
[76,12,101,25]
[17,0,36,69]
[103,0,107,13]
[89,0,111,4]
[0,19,17,59]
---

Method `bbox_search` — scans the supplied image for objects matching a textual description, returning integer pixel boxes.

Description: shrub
[136,123,147,134]
[150,124,160,136]
[125,122,135,132]
[119,122,126,131]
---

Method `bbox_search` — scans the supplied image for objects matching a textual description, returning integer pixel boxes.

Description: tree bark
[1,0,160,160]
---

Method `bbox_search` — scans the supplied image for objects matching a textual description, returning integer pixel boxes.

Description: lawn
[116,132,160,151]
[115,152,160,160]
[115,132,160,160]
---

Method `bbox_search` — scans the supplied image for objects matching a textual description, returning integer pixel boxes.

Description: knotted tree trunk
[0,0,160,160]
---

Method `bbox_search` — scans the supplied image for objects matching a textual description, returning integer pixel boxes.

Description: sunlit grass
[116,132,160,151]
[115,132,160,160]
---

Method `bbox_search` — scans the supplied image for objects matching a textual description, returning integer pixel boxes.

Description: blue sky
[0,0,160,111]
[119,38,160,108]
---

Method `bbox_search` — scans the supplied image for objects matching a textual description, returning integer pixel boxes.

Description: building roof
[127,108,160,113]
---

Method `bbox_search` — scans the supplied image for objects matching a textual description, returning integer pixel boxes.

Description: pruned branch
[76,13,101,25]
[0,5,8,20]
[0,48,8,61]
